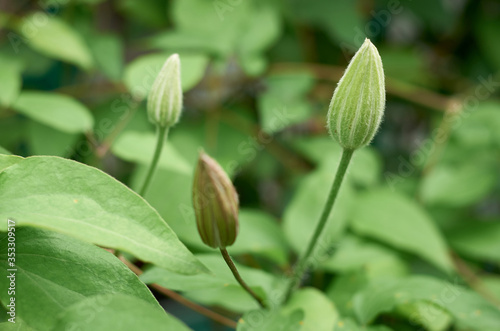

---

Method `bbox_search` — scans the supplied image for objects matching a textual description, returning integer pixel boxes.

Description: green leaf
[323,235,408,277]
[0,228,161,330]
[12,92,94,134]
[141,254,276,312]
[350,189,453,272]
[52,294,190,331]
[0,156,208,275]
[0,54,22,107]
[283,156,356,256]
[290,137,381,187]
[420,162,497,207]
[16,13,93,69]
[238,308,304,331]
[87,33,124,81]
[0,154,22,172]
[27,121,78,157]
[0,146,11,155]
[448,220,500,262]
[228,209,289,265]
[353,276,500,331]
[282,288,339,331]
[123,52,209,99]
[112,131,192,175]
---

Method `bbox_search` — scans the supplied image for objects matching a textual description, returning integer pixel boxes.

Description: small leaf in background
[112,131,192,175]
[453,101,500,148]
[420,157,497,207]
[141,254,276,313]
[0,156,208,275]
[258,72,314,134]
[123,52,209,99]
[353,276,500,331]
[27,120,79,157]
[0,228,161,330]
[290,136,382,187]
[282,288,339,331]
[0,53,22,107]
[238,308,304,331]
[87,33,124,81]
[448,220,500,262]
[323,235,408,277]
[350,189,453,272]
[0,154,22,172]
[237,4,281,76]
[16,13,93,69]
[12,92,94,134]
[283,156,356,256]
[52,294,190,331]
[228,209,289,265]
[287,0,365,46]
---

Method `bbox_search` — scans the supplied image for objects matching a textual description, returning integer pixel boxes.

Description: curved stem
[139,126,168,196]
[220,248,267,309]
[284,148,354,301]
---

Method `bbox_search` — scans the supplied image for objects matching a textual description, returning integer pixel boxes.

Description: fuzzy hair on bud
[192,152,239,249]
[327,38,386,150]
[147,53,183,128]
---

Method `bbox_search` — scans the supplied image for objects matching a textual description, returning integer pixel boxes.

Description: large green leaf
[141,254,276,312]
[123,52,209,99]
[350,189,453,272]
[0,156,207,275]
[12,92,94,134]
[112,131,192,175]
[0,154,22,172]
[353,276,500,331]
[16,13,93,69]
[0,228,161,330]
[52,294,190,331]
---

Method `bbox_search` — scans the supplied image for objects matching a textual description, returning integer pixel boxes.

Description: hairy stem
[220,248,267,309]
[284,148,354,300]
[139,126,168,196]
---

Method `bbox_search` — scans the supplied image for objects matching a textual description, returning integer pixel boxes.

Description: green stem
[284,148,354,301]
[220,248,267,309]
[139,126,168,196]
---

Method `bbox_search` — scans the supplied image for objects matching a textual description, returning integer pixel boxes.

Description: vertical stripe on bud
[327,38,386,150]
[147,53,183,128]
[192,152,239,249]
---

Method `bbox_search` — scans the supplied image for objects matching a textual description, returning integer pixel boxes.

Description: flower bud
[192,152,239,249]
[147,53,183,128]
[327,38,385,150]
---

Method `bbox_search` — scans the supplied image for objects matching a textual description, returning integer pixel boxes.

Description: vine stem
[284,148,354,301]
[220,248,268,309]
[139,126,168,196]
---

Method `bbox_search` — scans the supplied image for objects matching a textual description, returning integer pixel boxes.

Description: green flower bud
[327,38,385,150]
[192,152,239,249]
[147,53,183,128]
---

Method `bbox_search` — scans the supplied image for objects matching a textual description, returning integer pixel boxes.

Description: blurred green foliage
[0,0,500,330]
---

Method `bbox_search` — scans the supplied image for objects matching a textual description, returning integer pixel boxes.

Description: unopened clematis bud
[147,53,183,128]
[192,152,239,249]
[327,38,385,150]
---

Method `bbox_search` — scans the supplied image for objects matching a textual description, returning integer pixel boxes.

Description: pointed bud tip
[327,39,386,150]
[147,53,183,129]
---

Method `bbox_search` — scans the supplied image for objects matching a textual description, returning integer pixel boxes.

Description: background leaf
[12,92,94,134]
